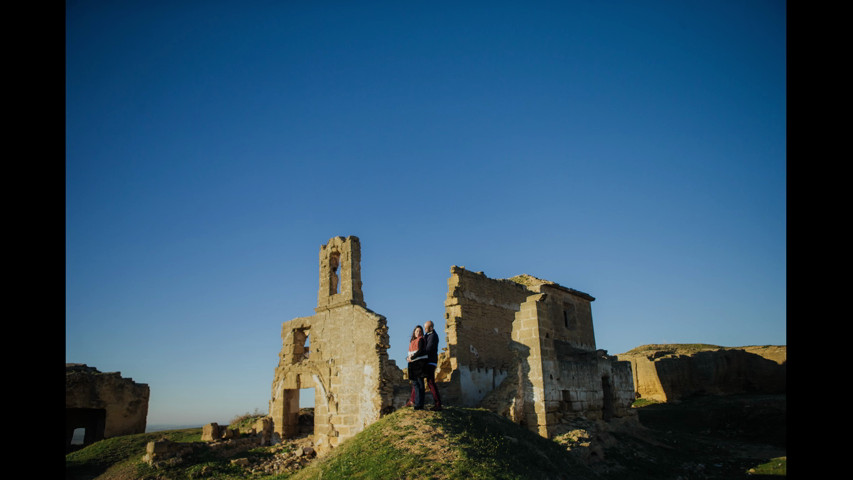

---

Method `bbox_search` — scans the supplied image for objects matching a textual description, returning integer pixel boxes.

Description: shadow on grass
[422,407,598,480]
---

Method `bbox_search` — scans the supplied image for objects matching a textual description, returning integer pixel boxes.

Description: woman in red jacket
[406,325,428,410]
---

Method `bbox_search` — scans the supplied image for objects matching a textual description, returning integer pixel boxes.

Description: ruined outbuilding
[271,236,636,454]
[435,267,636,438]
[66,363,150,451]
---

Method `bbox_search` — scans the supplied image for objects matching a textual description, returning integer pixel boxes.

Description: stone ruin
[145,417,317,475]
[269,236,636,454]
[66,363,150,451]
[269,236,401,455]
[615,344,786,403]
[436,267,636,438]
[143,417,284,468]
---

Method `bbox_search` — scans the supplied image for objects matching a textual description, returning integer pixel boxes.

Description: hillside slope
[292,396,786,480]
[291,407,598,480]
[66,395,786,479]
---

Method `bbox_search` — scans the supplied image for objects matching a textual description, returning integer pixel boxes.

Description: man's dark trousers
[423,364,442,408]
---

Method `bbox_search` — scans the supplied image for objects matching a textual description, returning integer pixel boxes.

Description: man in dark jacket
[422,321,443,410]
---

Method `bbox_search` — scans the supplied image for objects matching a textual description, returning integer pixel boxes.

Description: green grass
[422,407,594,480]
[66,427,203,480]
[290,407,597,480]
[65,427,284,480]
[749,456,786,476]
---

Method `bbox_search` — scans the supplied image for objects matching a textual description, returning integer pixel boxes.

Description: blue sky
[66,0,786,427]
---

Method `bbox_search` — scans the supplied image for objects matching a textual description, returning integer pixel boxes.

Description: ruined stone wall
[443,267,636,438]
[442,267,531,406]
[548,356,635,422]
[66,364,149,448]
[508,288,634,437]
[270,308,392,452]
[270,238,639,453]
[526,286,598,435]
[509,293,551,436]
[270,236,397,455]
[616,345,786,403]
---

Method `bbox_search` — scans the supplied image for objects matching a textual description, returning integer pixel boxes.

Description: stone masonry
[270,237,635,456]
[269,236,401,455]
[66,363,150,450]
[437,267,636,438]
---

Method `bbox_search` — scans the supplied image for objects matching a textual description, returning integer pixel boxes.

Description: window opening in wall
[303,334,310,360]
[563,303,576,329]
[329,252,341,295]
[293,328,310,363]
[300,387,315,408]
[71,428,85,445]
[561,390,574,412]
[601,376,614,421]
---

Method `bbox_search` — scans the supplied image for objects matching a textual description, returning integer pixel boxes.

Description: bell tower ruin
[270,236,399,455]
[316,236,365,311]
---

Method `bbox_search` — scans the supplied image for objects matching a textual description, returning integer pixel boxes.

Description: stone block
[202,423,220,442]
[147,439,173,454]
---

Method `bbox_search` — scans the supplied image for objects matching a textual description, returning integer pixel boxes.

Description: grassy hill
[290,407,597,480]
[66,395,786,480]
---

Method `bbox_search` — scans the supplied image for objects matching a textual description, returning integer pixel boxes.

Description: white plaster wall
[459,365,509,406]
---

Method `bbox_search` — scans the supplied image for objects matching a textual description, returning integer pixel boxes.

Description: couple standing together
[406,320,443,411]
